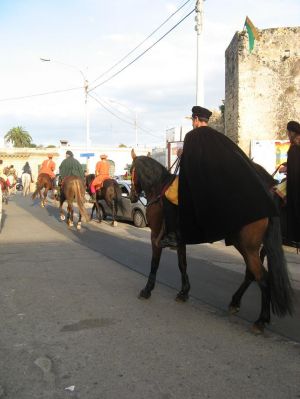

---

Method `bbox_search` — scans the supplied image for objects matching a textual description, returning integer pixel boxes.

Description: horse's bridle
[131,166,168,209]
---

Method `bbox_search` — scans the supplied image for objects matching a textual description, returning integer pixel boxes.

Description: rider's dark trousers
[162,196,178,234]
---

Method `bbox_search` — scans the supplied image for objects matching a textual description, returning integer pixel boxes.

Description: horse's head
[129,148,171,202]
[129,149,141,202]
[85,174,95,192]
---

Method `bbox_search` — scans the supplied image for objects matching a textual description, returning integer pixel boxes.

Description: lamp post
[195,0,204,106]
[40,58,90,149]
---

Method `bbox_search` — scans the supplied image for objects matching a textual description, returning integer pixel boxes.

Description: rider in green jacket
[59,150,84,180]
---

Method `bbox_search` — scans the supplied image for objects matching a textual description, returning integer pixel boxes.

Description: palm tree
[4,126,33,147]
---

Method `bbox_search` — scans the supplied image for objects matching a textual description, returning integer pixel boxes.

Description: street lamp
[40,58,90,149]
[195,0,204,106]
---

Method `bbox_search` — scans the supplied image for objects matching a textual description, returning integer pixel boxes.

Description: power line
[103,97,163,136]
[89,7,195,92]
[90,0,192,85]
[88,93,163,139]
[0,86,83,103]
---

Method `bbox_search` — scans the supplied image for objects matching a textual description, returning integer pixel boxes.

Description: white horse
[22,173,31,196]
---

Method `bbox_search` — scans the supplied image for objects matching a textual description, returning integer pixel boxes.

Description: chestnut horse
[0,177,9,205]
[85,174,124,226]
[59,176,89,230]
[129,151,294,333]
[32,173,54,207]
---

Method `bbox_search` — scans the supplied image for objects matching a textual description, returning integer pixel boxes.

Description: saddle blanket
[165,176,179,205]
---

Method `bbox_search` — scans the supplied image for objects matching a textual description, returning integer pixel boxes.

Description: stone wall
[225,26,300,155]
[209,109,225,134]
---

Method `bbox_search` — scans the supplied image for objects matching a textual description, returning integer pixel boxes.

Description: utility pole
[84,78,90,149]
[195,0,204,106]
[40,58,90,149]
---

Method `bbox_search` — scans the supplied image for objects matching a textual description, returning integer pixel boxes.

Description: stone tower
[225,26,300,155]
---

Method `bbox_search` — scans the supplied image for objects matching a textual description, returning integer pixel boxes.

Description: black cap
[287,121,300,135]
[192,106,212,121]
[66,150,73,156]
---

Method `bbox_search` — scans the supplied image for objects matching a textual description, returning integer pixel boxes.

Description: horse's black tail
[263,216,294,317]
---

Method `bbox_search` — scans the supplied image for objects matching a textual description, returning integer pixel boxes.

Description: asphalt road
[0,194,299,399]
[11,193,300,342]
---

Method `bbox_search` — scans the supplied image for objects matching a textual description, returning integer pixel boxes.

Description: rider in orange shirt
[39,154,56,188]
[90,154,110,200]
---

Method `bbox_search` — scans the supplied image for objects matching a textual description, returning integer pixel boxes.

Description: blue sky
[0,0,299,148]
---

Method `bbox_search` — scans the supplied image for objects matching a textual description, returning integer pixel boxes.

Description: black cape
[178,126,278,244]
[286,144,300,243]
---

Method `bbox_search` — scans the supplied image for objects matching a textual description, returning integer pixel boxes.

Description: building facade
[0,145,151,185]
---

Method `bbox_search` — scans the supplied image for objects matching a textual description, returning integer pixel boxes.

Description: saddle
[164,176,179,206]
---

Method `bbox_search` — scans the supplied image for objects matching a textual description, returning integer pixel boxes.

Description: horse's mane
[134,156,171,193]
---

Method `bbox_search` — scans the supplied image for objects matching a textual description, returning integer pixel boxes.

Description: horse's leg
[77,212,82,230]
[234,219,270,333]
[229,268,255,314]
[175,244,190,302]
[59,193,66,221]
[42,188,48,207]
[139,232,162,299]
[93,197,102,222]
[111,199,117,227]
[67,203,74,227]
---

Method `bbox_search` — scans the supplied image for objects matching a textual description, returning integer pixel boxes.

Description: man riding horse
[39,154,56,189]
[160,105,277,248]
[285,120,300,244]
[90,154,111,201]
[59,150,85,182]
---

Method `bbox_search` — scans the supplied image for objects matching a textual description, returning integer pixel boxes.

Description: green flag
[244,16,259,52]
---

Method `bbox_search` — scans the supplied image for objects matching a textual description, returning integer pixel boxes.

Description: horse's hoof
[77,223,81,230]
[112,221,118,227]
[69,222,74,227]
[60,215,65,221]
[175,292,189,302]
[251,322,265,335]
[138,289,151,299]
[229,305,240,315]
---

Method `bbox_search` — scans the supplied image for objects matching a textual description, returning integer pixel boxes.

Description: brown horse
[129,151,294,333]
[85,174,124,226]
[59,176,89,230]
[32,173,54,207]
[0,177,9,205]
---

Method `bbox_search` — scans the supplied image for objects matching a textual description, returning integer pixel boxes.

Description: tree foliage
[4,126,33,147]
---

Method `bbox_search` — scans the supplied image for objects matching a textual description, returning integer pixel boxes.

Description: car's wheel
[133,209,146,228]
